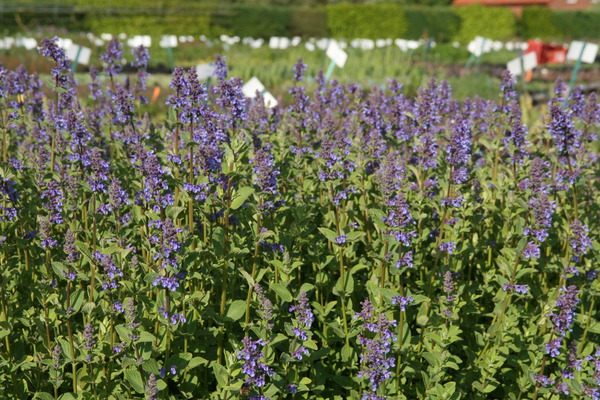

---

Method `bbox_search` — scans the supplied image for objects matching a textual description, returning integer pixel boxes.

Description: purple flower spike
[439,241,457,255]
[391,296,414,311]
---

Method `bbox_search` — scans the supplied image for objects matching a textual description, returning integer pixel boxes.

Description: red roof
[453,0,548,5]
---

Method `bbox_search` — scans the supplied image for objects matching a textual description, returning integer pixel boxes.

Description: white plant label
[269,37,280,49]
[506,52,538,77]
[468,36,492,57]
[160,35,178,48]
[242,77,278,108]
[196,63,215,80]
[66,45,92,65]
[567,41,598,64]
[326,41,348,68]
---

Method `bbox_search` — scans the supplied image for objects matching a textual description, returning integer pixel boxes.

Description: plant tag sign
[57,38,73,51]
[66,45,92,65]
[242,77,278,108]
[269,37,280,49]
[22,38,38,50]
[196,63,215,80]
[567,41,598,64]
[506,52,538,77]
[279,37,291,49]
[129,35,151,48]
[467,36,492,56]
[160,35,178,49]
[326,41,348,68]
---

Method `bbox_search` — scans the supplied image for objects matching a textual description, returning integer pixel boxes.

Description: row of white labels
[1,33,564,54]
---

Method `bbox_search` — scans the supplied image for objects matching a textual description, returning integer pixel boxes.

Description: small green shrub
[404,6,460,41]
[290,7,329,38]
[326,3,408,39]
[211,5,292,39]
[520,7,560,39]
[552,10,600,40]
[454,4,516,43]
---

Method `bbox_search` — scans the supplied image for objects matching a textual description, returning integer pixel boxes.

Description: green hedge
[404,6,460,41]
[520,7,560,39]
[290,7,329,38]
[326,3,408,39]
[85,15,211,36]
[552,10,600,40]
[211,5,292,38]
[454,4,517,43]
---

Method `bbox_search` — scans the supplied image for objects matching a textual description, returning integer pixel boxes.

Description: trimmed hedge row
[2,2,600,42]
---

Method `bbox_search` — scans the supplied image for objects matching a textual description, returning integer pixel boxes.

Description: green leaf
[137,331,156,343]
[58,338,73,360]
[271,282,293,302]
[212,362,229,388]
[231,187,254,210]
[75,241,94,264]
[226,300,246,321]
[335,273,354,295]
[188,357,208,370]
[70,289,84,314]
[33,393,54,400]
[51,262,68,279]
[318,227,338,243]
[124,369,145,394]
[142,359,161,375]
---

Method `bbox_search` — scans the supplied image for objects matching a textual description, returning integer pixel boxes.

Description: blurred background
[1,0,599,101]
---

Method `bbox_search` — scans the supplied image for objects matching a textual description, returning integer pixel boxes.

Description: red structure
[452,0,592,17]
[526,40,567,65]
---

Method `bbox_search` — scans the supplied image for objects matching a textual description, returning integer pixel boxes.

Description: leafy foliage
[326,3,409,39]
[454,4,517,43]
[0,37,598,400]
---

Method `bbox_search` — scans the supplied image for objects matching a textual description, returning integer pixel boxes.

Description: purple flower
[502,283,529,294]
[254,284,274,329]
[145,373,158,400]
[504,100,529,165]
[82,323,95,361]
[214,55,228,82]
[500,70,517,102]
[556,382,569,395]
[570,220,593,256]
[52,344,62,369]
[548,103,582,166]
[439,241,457,255]
[101,38,123,77]
[293,58,307,82]
[354,300,397,396]
[391,296,414,311]
[336,235,347,244]
[523,241,540,259]
[251,147,280,194]
[545,337,562,357]
[237,336,274,388]
[395,251,414,268]
[549,285,580,337]
[446,114,472,184]
[113,341,126,354]
[289,291,314,358]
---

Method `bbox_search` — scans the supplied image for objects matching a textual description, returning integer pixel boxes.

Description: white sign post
[467,36,492,68]
[66,45,92,72]
[242,77,278,109]
[566,41,598,98]
[506,52,537,77]
[160,35,178,71]
[325,40,348,81]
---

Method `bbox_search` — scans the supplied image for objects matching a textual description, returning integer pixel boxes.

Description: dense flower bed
[0,37,598,400]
